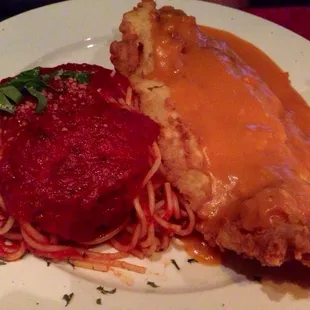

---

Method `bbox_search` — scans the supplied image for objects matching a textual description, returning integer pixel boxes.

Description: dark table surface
[0,1,310,41]
[245,7,310,41]
[0,0,65,21]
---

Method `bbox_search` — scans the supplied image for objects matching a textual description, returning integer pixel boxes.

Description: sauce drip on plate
[180,232,221,265]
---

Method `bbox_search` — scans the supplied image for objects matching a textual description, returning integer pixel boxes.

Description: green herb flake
[61,70,89,84]
[0,86,22,104]
[7,67,43,91]
[20,67,41,78]
[171,259,180,271]
[96,286,117,295]
[26,87,47,113]
[147,281,159,288]
[67,260,75,269]
[0,92,15,114]
[62,293,74,307]
[96,298,102,305]
[0,261,6,266]
[0,67,91,115]
[187,258,198,264]
[75,72,89,84]
[253,275,262,282]
[42,70,60,81]
[10,67,41,86]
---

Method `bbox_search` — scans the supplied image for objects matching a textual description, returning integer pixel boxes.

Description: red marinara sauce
[0,63,159,242]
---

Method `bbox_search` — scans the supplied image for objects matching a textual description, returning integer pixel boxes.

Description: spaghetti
[0,71,195,275]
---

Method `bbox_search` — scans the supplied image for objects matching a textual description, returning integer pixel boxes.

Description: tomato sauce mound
[0,63,159,242]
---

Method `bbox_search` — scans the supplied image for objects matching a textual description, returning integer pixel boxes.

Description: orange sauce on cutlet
[148,7,310,229]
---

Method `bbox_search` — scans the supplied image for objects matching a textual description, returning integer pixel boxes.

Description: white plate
[1,1,310,309]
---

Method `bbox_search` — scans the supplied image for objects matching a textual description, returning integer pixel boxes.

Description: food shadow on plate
[0,290,62,310]
[221,250,310,301]
[172,234,310,296]
[24,29,121,70]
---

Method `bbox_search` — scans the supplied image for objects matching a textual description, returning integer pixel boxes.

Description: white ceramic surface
[0,0,310,309]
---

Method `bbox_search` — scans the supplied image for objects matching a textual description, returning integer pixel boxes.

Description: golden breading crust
[111,0,211,210]
[110,0,310,267]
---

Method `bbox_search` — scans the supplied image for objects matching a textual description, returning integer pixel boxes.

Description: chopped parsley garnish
[67,260,75,269]
[147,281,159,288]
[96,298,102,305]
[0,261,6,266]
[0,92,15,114]
[187,258,198,264]
[0,67,90,114]
[60,70,89,83]
[253,275,262,282]
[0,86,22,104]
[62,293,74,307]
[26,87,47,114]
[96,286,116,295]
[171,259,180,271]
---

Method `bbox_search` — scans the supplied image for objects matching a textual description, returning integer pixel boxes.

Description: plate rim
[0,1,310,309]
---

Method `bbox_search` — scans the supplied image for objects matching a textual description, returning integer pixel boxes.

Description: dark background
[0,0,310,22]
[251,0,310,6]
[0,0,64,21]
